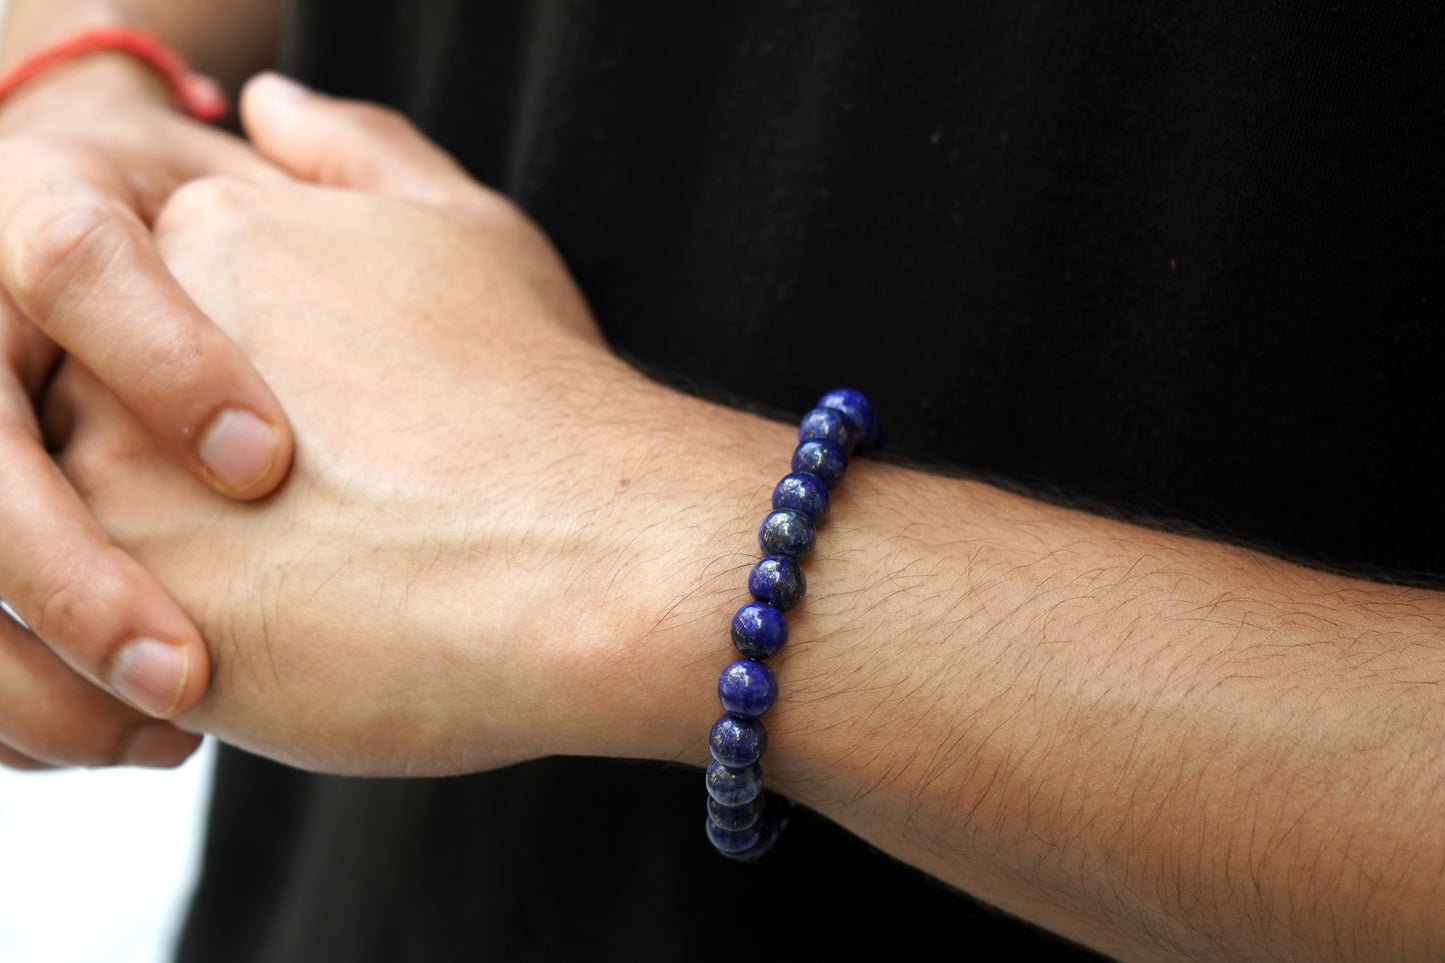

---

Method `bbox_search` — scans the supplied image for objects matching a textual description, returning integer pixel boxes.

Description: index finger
[0,151,292,498]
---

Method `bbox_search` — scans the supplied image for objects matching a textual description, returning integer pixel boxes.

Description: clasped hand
[0,60,296,770]
[34,75,756,775]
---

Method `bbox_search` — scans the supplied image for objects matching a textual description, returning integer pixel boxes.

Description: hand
[0,57,294,768]
[47,74,767,775]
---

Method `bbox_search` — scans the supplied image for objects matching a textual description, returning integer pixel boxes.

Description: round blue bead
[709,714,768,767]
[792,439,848,489]
[798,406,858,454]
[757,508,816,561]
[715,803,790,862]
[748,555,806,610]
[817,388,878,450]
[705,759,764,806]
[705,815,764,854]
[718,659,778,718]
[707,794,765,832]
[730,601,788,659]
[772,471,830,522]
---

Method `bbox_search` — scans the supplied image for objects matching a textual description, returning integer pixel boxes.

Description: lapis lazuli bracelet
[704,388,878,861]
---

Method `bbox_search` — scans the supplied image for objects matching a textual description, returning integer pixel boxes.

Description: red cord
[0,27,228,122]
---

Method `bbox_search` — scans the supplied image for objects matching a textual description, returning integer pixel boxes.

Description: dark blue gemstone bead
[707,794,765,832]
[757,508,816,561]
[715,802,791,862]
[772,471,830,522]
[817,388,878,450]
[705,815,764,854]
[709,714,768,767]
[792,439,848,489]
[748,555,806,610]
[730,601,788,659]
[717,659,778,718]
[798,406,858,454]
[705,759,763,806]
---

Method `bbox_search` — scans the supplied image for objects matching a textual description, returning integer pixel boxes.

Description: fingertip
[197,406,292,499]
[109,637,191,719]
[104,605,214,723]
[245,71,312,106]
[239,72,313,141]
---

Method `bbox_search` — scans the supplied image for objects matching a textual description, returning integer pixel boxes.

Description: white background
[0,744,215,963]
[0,2,217,961]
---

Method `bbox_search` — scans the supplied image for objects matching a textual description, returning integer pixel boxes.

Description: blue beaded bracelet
[704,388,878,860]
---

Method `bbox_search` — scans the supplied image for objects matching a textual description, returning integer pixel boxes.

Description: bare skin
[0,0,287,767]
[46,78,1445,962]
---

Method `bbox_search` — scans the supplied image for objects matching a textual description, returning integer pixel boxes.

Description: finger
[127,123,292,224]
[0,286,59,400]
[240,72,488,206]
[0,150,293,500]
[0,613,201,768]
[0,376,211,722]
[0,744,57,771]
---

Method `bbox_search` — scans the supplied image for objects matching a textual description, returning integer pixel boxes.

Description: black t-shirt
[178,3,1445,960]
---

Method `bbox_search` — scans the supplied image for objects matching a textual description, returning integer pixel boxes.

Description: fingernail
[255,72,310,101]
[122,723,201,769]
[111,638,189,718]
[199,408,277,493]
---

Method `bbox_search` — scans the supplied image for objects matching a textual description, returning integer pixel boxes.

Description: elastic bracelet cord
[0,27,229,122]
[704,388,879,861]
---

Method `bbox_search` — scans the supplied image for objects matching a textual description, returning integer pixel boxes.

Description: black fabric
[178,3,1445,960]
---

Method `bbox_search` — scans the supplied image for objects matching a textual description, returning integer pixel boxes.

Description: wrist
[458,374,799,766]
[0,27,226,132]
[3,2,284,96]
[0,51,172,132]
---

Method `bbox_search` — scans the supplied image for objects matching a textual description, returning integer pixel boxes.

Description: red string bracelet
[0,27,229,122]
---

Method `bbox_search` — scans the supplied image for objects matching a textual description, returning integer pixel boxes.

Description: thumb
[239,72,484,206]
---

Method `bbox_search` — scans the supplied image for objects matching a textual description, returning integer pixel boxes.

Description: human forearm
[351,370,1443,960]
[680,454,1445,961]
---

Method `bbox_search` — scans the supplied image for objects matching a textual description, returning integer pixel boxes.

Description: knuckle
[7,200,132,330]
[25,551,127,655]
[154,177,259,284]
[132,323,209,395]
[156,175,252,234]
